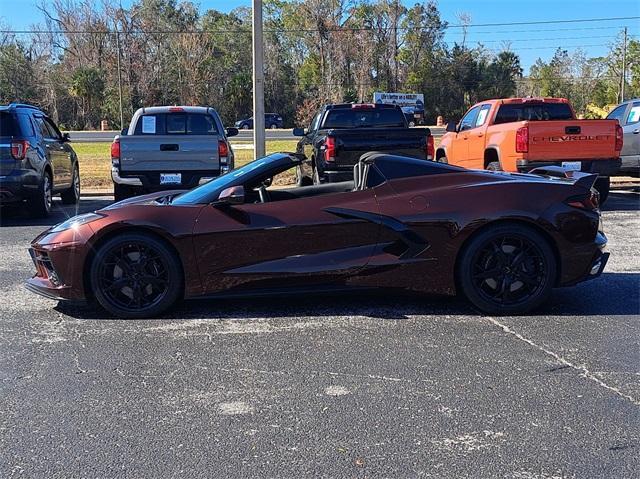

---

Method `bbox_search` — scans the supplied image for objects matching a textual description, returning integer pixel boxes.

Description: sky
[0,0,638,72]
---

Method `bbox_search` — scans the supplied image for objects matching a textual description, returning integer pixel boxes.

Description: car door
[622,101,640,168]
[451,106,481,169]
[44,117,73,186]
[466,104,492,165]
[33,115,69,188]
[192,187,381,295]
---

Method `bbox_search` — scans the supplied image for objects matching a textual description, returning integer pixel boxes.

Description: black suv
[235,113,284,130]
[0,104,80,216]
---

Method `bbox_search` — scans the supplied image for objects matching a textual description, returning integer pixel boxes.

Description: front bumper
[25,246,85,301]
[517,158,621,177]
[0,169,41,203]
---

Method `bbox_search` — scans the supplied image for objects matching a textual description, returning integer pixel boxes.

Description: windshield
[172,153,298,205]
[323,108,405,129]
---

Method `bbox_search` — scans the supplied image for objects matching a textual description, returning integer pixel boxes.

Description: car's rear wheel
[29,171,53,217]
[90,233,183,318]
[487,161,502,171]
[594,177,610,205]
[242,124,249,130]
[61,163,80,204]
[457,224,556,315]
[270,123,277,129]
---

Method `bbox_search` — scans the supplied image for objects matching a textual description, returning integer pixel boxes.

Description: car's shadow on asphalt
[0,198,113,228]
[603,190,639,212]
[55,272,639,322]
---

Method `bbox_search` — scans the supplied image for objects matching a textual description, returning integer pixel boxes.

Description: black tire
[457,224,556,315]
[114,183,132,202]
[312,165,323,184]
[296,166,313,187]
[594,177,610,205]
[60,163,80,204]
[28,171,53,217]
[242,124,250,130]
[436,153,448,164]
[408,121,416,127]
[90,233,183,318]
[270,123,277,129]
[487,161,502,171]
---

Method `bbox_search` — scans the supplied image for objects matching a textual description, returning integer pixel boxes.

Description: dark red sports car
[26,152,608,318]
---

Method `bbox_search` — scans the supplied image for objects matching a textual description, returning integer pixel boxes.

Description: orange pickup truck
[437,98,623,200]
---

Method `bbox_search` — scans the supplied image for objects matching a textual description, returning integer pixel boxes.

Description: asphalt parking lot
[1,191,638,478]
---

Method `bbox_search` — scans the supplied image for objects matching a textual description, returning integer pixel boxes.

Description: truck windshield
[494,103,573,124]
[323,108,405,128]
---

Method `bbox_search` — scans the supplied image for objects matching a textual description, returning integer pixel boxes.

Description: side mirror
[217,185,245,205]
[120,128,128,136]
[445,121,458,133]
[62,132,71,142]
[226,127,239,137]
[293,127,306,137]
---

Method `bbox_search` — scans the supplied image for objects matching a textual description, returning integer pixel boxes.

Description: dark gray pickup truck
[293,103,433,184]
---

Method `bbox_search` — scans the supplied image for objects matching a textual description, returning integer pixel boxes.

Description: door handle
[477,133,484,137]
[160,144,179,151]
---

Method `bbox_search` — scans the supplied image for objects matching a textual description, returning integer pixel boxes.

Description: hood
[101,189,188,211]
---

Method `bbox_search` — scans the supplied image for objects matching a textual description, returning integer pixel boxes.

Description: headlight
[50,212,104,233]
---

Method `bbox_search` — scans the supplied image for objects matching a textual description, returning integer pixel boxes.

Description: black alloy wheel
[91,233,182,318]
[458,224,556,315]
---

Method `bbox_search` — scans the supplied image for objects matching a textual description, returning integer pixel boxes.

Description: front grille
[29,249,63,286]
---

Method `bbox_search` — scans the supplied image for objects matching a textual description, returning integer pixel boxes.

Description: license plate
[160,173,181,185]
[561,161,581,171]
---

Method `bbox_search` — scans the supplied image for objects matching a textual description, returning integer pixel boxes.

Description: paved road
[0,191,638,478]
[67,127,446,143]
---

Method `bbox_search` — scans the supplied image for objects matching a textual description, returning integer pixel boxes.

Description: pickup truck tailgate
[528,120,619,161]
[119,135,220,171]
[330,127,429,166]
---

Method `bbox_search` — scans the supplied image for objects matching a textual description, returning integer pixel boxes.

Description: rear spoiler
[529,166,598,190]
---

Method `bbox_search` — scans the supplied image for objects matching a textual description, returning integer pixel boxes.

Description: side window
[34,117,55,140]
[475,105,491,127]
[626,102,640,125]
[44,118,62,140]
[606,104,628,124]
[459,106,481,131]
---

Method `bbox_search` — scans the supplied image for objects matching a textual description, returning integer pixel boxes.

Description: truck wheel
[270,124,277,129]
[313,166,323,185]
[594,177,610,205]
[60,163,80,204]
[408,121,416,127]
[29,172,53,217]
[487,161,502,171]
[114,184,132,202]
[457,223,556,315]
[242,124,249,130]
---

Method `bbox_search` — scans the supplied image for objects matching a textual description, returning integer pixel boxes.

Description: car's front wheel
[90,233,183,318]
[457,224,556,315]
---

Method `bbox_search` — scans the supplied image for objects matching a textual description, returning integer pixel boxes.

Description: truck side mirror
[293,127,306,137]
[62,133,71,142]
[445,121,458,133]
[226,127,239,137]
[217,185,244,205]
[120,128,128,136]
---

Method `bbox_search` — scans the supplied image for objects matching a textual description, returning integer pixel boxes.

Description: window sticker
[476,108,489,126]
[627,106,640,124]
[142,115,156,134]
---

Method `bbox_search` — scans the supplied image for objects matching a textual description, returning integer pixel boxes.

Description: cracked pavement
[0,191,639,478]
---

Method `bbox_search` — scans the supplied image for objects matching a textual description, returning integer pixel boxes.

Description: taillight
[218,139,229,163]
[515,126,528,153]
[110,139,120,159]
[426,135,434,160]
[324,136,336,162]
[10,140,29,160]
[566,190,600,211]
[615,124,623,151]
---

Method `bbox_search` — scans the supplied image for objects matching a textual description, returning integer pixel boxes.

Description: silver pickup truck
[110,106,238,200]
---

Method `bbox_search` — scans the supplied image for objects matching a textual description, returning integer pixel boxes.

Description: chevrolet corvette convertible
[26,152,609,318]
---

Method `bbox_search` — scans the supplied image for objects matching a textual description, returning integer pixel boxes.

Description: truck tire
[313,165,323,185]
[487,161,502,171]
[29,171,53,217]
[114,184,133,202]
[594,177,610,205]
[60,163,80,204]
